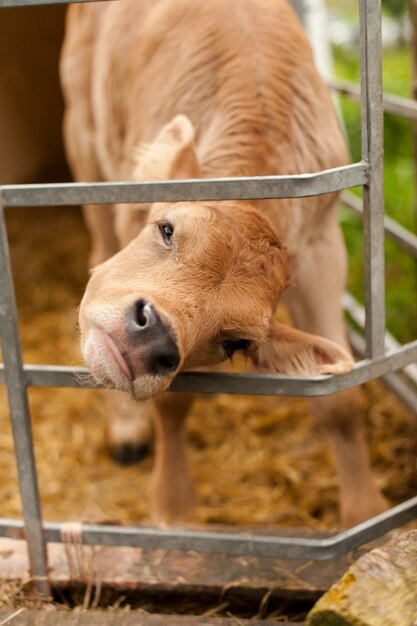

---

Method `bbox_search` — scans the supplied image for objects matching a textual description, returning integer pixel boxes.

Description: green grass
[334,44,417,343]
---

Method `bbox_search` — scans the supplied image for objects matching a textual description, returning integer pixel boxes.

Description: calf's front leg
[101,391,154,465]
[150,392,195,524]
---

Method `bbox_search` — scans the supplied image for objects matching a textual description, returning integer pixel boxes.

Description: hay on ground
[0,206,416,532]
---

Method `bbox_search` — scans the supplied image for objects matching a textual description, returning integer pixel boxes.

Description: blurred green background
[328,0,417,343]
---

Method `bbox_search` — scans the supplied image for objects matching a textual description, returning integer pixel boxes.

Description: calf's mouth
[81,297,182,400]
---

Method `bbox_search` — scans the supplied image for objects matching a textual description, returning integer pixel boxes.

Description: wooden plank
[307,530,417,626]
[0,527,388,605]
[0,610,304,626]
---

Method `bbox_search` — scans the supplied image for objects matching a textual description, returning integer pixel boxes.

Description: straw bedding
[1,205,416,531]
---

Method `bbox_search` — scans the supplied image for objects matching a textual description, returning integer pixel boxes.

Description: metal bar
[343,291,417,383]
[291,0,307,24]
[341,191,417,260]
[329,79,417,122]
[359,0,386,359]
[0,0,102,6]
[348,329,417,416]
[1,495,417,560]
[0,203,49,595]
[0,163,368,208]
[1,339,417,395]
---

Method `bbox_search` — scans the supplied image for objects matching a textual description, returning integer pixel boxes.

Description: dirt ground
[1,205,417,531]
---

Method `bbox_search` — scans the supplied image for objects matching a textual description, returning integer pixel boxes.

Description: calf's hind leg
[284,220,387,527]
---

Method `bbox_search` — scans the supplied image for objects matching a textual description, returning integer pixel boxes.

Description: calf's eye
[223,339,251,359]
[159,222,174,245]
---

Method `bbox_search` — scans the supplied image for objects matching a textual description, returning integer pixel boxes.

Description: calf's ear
[134,114,200,181]
[251,319,353,376]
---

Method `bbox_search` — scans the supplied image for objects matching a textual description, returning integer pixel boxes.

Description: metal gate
[1,0,417,597]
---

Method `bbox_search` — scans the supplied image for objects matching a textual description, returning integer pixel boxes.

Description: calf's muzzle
[125,299,180,377]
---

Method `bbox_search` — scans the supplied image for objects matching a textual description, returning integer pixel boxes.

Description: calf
[60,0,387,526]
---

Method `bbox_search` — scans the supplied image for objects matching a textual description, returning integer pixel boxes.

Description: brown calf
[60,0,387,526]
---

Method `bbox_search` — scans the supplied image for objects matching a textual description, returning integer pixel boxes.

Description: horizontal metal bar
[348,328,417,416]
[1,495,417,560]
[1,340,417,396]
[343,291,417,383]
[1,163,368,207]
[330,78,417,122]
[0,0,101,6]
[341,191,417,260]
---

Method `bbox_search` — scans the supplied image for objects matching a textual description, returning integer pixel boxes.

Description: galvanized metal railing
[1,0,417,597]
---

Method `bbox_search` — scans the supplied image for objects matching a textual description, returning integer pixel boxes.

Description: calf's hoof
[110,442,151,466]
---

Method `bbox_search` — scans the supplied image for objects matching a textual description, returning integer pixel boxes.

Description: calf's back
[61,0,347,239]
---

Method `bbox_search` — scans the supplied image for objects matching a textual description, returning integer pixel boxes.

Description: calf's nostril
[126,300,180,376]
[157,354,178,371]
[148,345,180,375]
[134,299,157,329]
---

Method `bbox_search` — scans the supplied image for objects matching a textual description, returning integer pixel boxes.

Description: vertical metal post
[359,0,386,359]
[0,197,50,596]
[292,0,307,24]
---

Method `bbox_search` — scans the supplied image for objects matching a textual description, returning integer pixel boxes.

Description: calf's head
[79,116,352,399]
